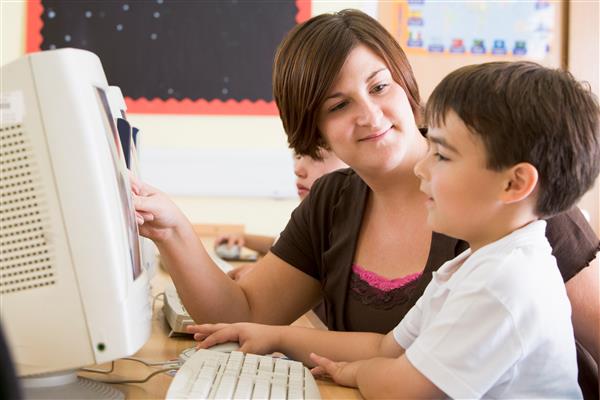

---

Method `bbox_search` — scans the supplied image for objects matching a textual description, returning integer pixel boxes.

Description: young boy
[188,62,599,398]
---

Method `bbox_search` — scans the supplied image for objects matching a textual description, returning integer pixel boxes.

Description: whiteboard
[139,148,297,199]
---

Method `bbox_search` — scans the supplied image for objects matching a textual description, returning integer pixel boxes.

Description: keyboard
[163,281,194,336]
[167,349,321,399]
[162,254,234,336]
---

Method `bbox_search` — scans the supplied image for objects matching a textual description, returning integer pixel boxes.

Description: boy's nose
[294,160,307,178]
[414,155,428,180]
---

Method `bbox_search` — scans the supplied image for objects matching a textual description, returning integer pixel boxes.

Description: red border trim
[26,0,44,53]
[126,97,278,115]
[25,0,312,115]
[296,0,311,24]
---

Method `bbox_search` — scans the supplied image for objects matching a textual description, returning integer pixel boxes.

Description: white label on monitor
[0,91,25,124]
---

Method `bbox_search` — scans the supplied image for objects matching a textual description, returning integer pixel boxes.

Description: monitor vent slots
[0,124,55,294]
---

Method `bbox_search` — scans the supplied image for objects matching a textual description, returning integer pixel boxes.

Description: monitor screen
[95,87,142,280]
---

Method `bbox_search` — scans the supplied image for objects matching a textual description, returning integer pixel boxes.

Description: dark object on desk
[117,118,131,169]
[37,1,298,104]
[215,243,258,262]
[0,322,22,400]
[221,254,259,263]
[215,243,241,259]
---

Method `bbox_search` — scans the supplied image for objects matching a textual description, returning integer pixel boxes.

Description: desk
[80,234,361,399]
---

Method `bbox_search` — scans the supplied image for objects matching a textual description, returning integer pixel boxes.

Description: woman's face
[316,45,422,175]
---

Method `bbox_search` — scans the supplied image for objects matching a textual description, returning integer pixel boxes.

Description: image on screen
[94,87,142,279]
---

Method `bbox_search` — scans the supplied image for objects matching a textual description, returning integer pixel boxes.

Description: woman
[133,9,598,391]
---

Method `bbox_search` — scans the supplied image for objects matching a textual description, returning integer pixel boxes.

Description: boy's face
[294,150,347,200]
[414,111,508,246]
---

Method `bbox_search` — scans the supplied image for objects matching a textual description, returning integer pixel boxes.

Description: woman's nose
[356,98,383,127]
[414,153,429,181]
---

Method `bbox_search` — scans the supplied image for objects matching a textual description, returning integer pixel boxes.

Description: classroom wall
[567,0,600,235]
[2,1,598,236]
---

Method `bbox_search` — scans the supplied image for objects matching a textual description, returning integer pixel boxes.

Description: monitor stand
[21,371,124,400]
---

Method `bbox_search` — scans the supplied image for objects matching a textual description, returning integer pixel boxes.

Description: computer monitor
[0,48,151,398]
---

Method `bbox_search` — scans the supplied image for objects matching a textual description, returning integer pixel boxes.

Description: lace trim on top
[352,264,422,292]
[349,264,424,310]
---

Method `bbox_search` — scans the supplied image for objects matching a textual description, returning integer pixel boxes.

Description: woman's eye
[371,83,389,94]
[329,101,348,112]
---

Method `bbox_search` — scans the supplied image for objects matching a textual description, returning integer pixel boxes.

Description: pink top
[352,264,422,292]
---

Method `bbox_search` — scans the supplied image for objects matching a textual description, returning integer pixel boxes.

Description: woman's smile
[358,126,393,142]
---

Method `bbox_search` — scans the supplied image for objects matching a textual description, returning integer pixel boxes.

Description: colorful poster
[383,0,555,59]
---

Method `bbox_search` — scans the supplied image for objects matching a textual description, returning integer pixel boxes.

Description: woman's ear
[501,162,538,204]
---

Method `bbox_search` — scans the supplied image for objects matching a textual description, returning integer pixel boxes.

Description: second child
[215,149,347,280]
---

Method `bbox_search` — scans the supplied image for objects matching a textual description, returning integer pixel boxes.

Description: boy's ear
[501,162,538,204]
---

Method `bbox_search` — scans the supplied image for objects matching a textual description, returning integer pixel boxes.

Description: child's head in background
[415,61,599,249]
[293,148,347,200]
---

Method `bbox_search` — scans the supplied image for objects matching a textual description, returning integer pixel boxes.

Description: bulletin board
[376,0,564,100]
[26,1,311,115]
[380,0,556,59]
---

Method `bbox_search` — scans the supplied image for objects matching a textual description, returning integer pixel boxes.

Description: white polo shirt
[393,220,581,399]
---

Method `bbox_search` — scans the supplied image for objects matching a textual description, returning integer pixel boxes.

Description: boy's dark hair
[426,61,600,217]
[273,9,421,160]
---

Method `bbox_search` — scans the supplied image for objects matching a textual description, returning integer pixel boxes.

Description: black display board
[28,1,306,114]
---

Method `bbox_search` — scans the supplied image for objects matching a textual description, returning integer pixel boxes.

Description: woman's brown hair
[273,9,422,159]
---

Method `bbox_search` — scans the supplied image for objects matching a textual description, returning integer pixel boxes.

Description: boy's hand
[186,323,282,355]
[309,353,360,388]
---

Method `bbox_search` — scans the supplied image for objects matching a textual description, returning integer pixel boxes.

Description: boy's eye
[434,152,449,162]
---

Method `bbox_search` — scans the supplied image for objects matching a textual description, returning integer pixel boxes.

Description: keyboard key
[233,376,254,399]
[189,377,213,399]
[270,382,287,399]
[214,375,236,399]
[251,380,271,399]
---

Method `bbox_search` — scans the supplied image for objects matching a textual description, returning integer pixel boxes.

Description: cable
[152,292,165,313]
[90,367,177,384]
[152,291,167,322]
[81,361,115,374]
[81,357,180,373]
[121,357,181,368]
